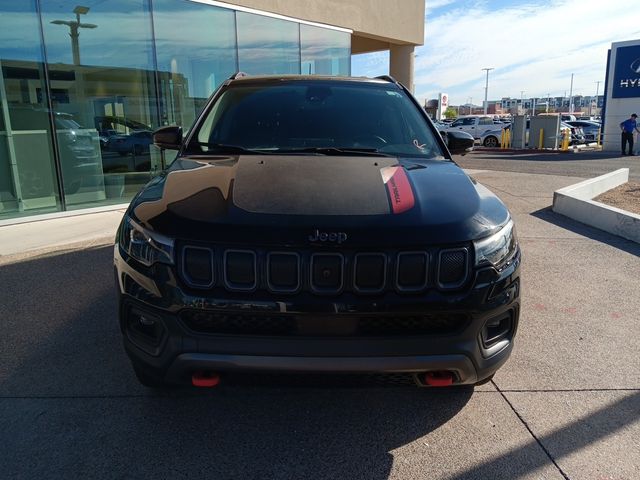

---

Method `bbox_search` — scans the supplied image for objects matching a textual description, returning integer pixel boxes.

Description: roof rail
[375,75,398,84]
[229,72,249,80]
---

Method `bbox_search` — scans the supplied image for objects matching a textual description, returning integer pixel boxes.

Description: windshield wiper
[197,142,271,155]
[274,147,392,157]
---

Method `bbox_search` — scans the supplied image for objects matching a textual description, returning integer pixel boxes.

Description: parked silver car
[480,124,509,147]
[565,120,601,142]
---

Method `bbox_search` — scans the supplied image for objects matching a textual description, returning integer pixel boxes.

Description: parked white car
[480,125,508,147]
[446,115,496,139]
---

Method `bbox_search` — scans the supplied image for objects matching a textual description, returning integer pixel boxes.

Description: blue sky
[352,0,640,106]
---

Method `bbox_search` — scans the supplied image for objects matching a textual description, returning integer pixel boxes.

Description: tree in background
[444,107,457,119]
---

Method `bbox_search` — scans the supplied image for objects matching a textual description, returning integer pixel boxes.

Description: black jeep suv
[114,74,521,388]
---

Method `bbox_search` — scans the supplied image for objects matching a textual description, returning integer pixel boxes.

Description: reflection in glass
[0,0,354,219]
[237,12,301,75]
[0,1,61,218]
[300,25,350,76]
[153,0,238,130]
[41,0,159,209]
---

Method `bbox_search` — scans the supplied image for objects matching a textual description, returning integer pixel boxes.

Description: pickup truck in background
[445,115,496,140]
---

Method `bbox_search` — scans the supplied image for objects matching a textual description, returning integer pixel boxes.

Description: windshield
[190,81,445,159]
[55,117,83,130]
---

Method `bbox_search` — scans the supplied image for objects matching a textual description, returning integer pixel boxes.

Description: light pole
[568,73,574,114]
[547,93,551,113]
[50,5,96,65]
[594,80,601,116]
[520,91,525,115]
[482,67,494,115]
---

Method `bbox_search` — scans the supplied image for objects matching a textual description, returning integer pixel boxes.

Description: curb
[478,143,601,154]
[477,148,563,154]
[552,168,640,244]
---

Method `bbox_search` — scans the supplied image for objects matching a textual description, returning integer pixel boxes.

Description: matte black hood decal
[232,156,397,216]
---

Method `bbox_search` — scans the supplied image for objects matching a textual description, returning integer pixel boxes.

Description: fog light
[139,315,156,326]
[127,308,165,349]
[481,312,513,349]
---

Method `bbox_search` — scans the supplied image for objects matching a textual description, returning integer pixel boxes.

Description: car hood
[130,155,510,246]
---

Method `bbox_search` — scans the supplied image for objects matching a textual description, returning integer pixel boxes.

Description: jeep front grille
[353,253,386,293]
[267,252,300,293]
[223,250,257,291]
[310,253,344,294]
[182,246,215,288]
[437,248,469,289]
[179,245,470,294]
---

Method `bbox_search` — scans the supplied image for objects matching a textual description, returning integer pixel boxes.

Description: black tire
[474,373,495,386]
[483,136,499,148]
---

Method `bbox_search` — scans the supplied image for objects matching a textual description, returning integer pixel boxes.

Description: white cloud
[411,0,640,105]
[351,50,389,77]
[425,0,456,14]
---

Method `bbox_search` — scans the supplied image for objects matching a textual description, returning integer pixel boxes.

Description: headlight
[119,216,174,266]
[474,220,518,271]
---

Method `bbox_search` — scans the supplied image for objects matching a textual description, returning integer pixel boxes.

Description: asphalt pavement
[456,149,640,182]
[1,164,639,479]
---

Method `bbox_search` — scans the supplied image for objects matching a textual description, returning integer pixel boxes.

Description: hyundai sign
[613,45,640,98]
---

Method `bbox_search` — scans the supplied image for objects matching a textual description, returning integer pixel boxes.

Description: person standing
[620,113,638,155]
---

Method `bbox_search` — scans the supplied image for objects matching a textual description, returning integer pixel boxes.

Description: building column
[389,44,415,93]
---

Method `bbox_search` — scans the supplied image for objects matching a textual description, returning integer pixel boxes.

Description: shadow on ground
[0,246,473,479]
[531,207,640,257]
[2,246,637,479]
[448,389,640,480]
[471,150,622,162]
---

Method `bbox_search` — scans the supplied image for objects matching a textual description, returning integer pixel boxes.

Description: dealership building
[0,0,424,221]
[602,39,640,153]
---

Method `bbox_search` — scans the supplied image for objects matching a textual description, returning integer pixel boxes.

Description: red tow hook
[424,371,454,387]
[192,371,220,387]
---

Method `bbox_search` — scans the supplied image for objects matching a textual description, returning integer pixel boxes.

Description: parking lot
[1,153,639,479]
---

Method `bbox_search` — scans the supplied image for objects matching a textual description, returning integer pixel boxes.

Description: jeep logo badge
[308,229,347,244]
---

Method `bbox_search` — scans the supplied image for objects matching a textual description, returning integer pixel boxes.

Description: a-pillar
[389,44,415,93]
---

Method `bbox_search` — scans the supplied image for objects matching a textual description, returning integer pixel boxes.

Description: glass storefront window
[40,0,159,209]
[0,1,62,219]
[0,0,352,220]
[300,25,350,76]
[153,0,238,130]
[237,12,301,75]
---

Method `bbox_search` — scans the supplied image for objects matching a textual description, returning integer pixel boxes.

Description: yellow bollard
[596,130,601,146]
[561,129,569,151]
[500,129,505,149]
[538,129,544,149]
[506,128,511,148]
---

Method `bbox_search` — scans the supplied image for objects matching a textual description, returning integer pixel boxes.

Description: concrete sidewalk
[0,208,125,262]
[1,169,639,479]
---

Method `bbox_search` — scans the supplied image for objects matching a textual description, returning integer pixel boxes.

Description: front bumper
[115,245,521,386]
[161,351,513,385]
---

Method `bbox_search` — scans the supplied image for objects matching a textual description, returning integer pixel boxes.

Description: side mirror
[153,126,182,150]
[444,130,474,155]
